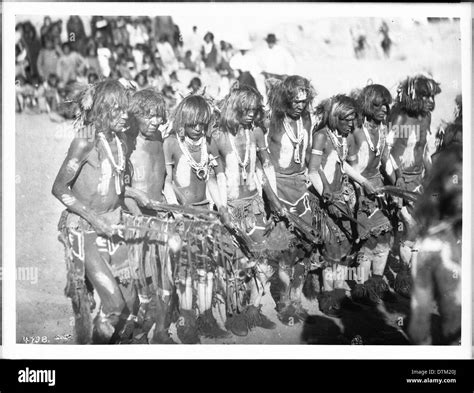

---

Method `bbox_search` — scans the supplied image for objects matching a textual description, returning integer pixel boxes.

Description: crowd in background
[15,15,297,120]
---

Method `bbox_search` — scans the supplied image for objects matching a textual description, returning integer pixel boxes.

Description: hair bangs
[219,84,263,134]
[269,75,316,121]
[173,95,212,132]
[359,84,392,120]
[129,89,166,119]
[87,80,129,132]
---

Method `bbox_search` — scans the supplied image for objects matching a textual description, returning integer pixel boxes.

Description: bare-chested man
[388,75,441,192]
[211,82,283,337]
[123,88,175,343]
[309,95,375,316]
[265,75,315,324]
[163,94,230,343]
[349,84,393,303]
[53,80,133,343]
[125,89,167,213]
[387,75,441,289]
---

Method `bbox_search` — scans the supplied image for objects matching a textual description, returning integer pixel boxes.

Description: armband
[311,149,323,156]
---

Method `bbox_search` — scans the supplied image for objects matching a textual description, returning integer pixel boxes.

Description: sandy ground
[14,18,462,346]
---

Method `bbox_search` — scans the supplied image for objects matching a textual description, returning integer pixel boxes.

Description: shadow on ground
[301,297,410,345]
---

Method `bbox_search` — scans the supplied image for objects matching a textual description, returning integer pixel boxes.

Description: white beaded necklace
[362,119,385,156]
[177,136,209,181]
[229,128,250,182]
[283,115,305,164]
[98,133,125,194]
[326,128,348,171]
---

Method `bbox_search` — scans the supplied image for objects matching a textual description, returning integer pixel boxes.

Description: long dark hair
[394,75,441,116]
[172,95,212,139]
[218,82,264,135]
[314,94,358,132]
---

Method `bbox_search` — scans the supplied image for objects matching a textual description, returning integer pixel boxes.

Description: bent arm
[51,138,99,225]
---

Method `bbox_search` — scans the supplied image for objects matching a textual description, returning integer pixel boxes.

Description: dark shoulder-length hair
[315,94,358,131]
[395,75,441,116]
[70,80,130,134]
[218,81,264,134]
[171,94,212,138]
[267,75,316,120]
[354,83,392,126]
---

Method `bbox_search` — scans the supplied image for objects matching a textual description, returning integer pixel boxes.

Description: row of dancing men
[53,72,447,344]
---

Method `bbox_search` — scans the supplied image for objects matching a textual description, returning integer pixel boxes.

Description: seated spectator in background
[22,21,41,78]
[40,16,52,41]
[127,18,149,47]
[112,43,126,63]
[156,34,179,73]
[49,20,63,47]
[182,50,197,72]
[149,67,167,91]
[16,75,35,113]
[201,32,218,70]
[91,16,113,47]
[37,36,60,82]
[169,71,187,96]
[185,25,202,63]
[87,72,99,84]
[85,45,101,77]
[16,24,29,79]
[112,17,130,47]
[67,16,87,56]
[41,73,61,114]
[96,36,112,78]
[187,77,202,95]
[217,40,234,75]
[162,85,177,110]
[126,56,138,80]
[132,44,145,73]
[56,42,87,84]
[141,52,157,76]
[135,71,149,90]
[172,23,182,48]
[259,33,295,77]
[117,56,134,80]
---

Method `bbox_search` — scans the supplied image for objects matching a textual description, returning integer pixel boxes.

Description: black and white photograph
[3,2,470,356]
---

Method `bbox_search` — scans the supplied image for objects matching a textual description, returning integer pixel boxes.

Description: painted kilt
[356,173,392,241]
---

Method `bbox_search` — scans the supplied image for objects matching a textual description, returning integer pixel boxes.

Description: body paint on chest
[175,156,192,187]
[323,150,339,184]
[278,133,295,169]
[224,153,240,200]
[356,141,370,174]
[97,159,112,196]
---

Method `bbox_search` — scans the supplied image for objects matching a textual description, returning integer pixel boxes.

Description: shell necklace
[363,119,385,156]
[326,128,348,172]
[98,133,125,194]
[229,128,250,182]
[177,136,209,181]
[283,115,305,164]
